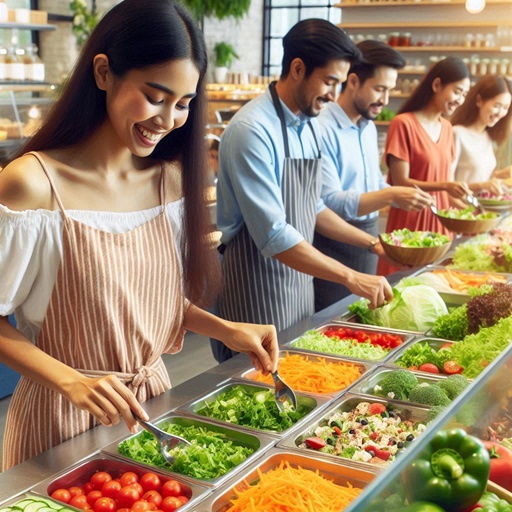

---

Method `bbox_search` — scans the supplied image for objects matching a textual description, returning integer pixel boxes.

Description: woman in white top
[0,0,278,470]
[451,75,512,193]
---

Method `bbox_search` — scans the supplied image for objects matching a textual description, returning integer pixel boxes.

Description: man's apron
[212,82,322,362]
[3,152,185,470]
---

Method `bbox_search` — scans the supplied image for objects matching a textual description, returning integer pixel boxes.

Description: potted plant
[213,42,239,83]
[180,0,251,30]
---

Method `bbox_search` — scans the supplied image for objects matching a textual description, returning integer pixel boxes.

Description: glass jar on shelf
[5,44,24,81]
[488,59,499,75]
[469,57,480,76]
[388,32,400,47]
[399,32,411,46]
[479,58,490,75]
[475,33,484,48]
[464,34,474,48]
[484,33,495,48]
[499,58,509,75]
[23,44,45,82]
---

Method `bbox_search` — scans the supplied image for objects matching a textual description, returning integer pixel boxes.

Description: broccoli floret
[408,384,451,407]
[427,405,446,422]
[375,370,419,401]
[437,374,470,400]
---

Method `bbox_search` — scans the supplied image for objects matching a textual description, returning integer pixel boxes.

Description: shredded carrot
[248,352,363,394]
[432,268,506,292]
[225,460,363,512]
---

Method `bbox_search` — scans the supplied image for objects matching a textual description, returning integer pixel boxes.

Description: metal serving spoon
[413,185,438,215]
[466,193,486,214]
[272,371,297,413]
[132,412,191,464]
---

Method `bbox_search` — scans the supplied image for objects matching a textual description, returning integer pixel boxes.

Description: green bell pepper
[477,491,512,511]
[402,428,490,512]
[396,502,446,512]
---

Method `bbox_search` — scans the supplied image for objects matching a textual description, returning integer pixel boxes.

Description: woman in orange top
[378,57,471,276]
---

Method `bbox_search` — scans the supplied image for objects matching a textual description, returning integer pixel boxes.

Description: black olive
[388,410,395,418]
[406,434,414,442]
[367,450,376,457]
[389,439,397,445]
[349,429,356,434]
[360,419,368,426]
[397,441,405,449]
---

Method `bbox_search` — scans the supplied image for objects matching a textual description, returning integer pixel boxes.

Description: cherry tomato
[131,500,157,512]
[115,486,141,509]
[86,490,103,507]
[93,497,117,512]
[161,480,183,498]
[90,471,113,490]
[117,509,131,512]
[101,480,122,499]
[142,490,163,508]
[83,482,96,494]
[68,486,85,498]
[129,482,144,495]
[444,361,463,375]
[161,497,183,512]
[51,489,72,504]
[119,471,139,487]
[177,497,189,505]
[440,342,453,350]
[419,363,440,374]
[70,494,91,510]
[139,473,162,493]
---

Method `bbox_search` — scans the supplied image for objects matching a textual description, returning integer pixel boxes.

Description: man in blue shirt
[212,21,394,363]
[314,40,432,311]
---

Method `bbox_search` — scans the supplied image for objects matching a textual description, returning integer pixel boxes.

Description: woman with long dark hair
[378,57,471,276]
[451,74,512,192]
[0,0,278,470]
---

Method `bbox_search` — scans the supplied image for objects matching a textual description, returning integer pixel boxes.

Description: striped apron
[313,217,379,312]
[3,152,185,470]
[213,82,322,362]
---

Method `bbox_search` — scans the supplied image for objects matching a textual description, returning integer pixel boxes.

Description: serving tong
[413,185,486,216]
[272,370,298,413]
[132,412,191,464]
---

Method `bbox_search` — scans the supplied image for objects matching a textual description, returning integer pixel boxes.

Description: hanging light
[465,0,486,14]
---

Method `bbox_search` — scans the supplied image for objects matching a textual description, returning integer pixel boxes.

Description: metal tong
[132,412,191,464]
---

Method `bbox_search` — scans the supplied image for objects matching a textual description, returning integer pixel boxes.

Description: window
[262,1,342,77]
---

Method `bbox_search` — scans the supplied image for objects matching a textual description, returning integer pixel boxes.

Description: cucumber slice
[35,507,61,512]
[0,507,13,512]
[10,500,35,511]
[24,503,48,512]
[28,500,61,511]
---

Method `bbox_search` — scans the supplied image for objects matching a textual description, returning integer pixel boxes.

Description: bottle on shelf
[5,43,24,81]
[23,44,45,81]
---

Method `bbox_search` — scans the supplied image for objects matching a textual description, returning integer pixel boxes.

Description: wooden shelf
[389,46,508,51]
[339,21,512,28]
[335,0,512,6]
[0,22,56,31]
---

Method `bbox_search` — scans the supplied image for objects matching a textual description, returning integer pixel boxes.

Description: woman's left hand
[222,323,279,375]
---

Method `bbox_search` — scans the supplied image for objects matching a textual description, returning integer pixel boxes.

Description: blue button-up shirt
[319,101,388,222]
[216,87,326,258]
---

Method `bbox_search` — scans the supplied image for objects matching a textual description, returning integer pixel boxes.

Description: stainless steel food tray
[174,379,330,438]
[349,366,447,405]
[207,447,380,511]
[284,323,414,363]
[231,349,376,398]
[384,337,456,373]
[101,413,276,488]
[277,393,430,470]
[30,453,211,512]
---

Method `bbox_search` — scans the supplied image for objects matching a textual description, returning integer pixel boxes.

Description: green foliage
[213,42,239,68]
[70,0,101,48]
[180,0,252,21]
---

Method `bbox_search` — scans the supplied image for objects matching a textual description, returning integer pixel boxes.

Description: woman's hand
[444,181,470,200]
[222,323,279,375]
[345,268,393,310]
[61,374,148,434]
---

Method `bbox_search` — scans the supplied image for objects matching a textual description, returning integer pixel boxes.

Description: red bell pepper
[483,441,512,492]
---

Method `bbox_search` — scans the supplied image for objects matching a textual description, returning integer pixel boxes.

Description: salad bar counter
[2,220,512,511]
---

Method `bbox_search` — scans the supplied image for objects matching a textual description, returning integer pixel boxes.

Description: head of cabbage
[348,285,448,332]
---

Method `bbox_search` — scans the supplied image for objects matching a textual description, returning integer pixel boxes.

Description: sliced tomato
[368,403,387,415]
[304,437,326,450]
[443,361,463,374]
[419,363,440,374]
